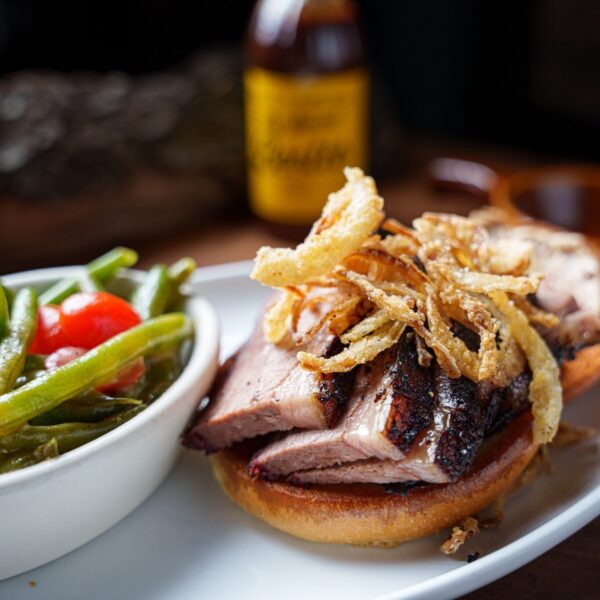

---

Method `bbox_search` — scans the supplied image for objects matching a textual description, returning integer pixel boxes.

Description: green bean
[0,449,37,473]
[167,257,196,310]
[131,264,169,320]
[30,397,141,426]
[14,369,46,389]
[0,406,145,454]
[0,439,59,474]
[0,286,8,340]
[138,354,183,403]
[24,354,46,372]
[78,271,102,293]
[168,257,196,285]
[34,437,59,460]
[116,372,148,400]
[0,284,13,310]
[39,247,138,305]
[0,312,192,434]
[0,288,37,395]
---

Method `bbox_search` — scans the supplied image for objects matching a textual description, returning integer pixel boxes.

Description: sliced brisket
[183,309,354,453]
[289,364,483,485]
[250,330,435,478]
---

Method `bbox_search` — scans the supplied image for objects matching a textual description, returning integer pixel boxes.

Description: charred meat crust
[384,331,435,453]
[550,342,585,365]
[433,367,530,482]
[318,370,356,427]
[485,370,531,435]
[318,338,357,427]
[432,367,485,481]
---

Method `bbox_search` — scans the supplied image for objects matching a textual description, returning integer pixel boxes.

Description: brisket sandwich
[184,168,600,546]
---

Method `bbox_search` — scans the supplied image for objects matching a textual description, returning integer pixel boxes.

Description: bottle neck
[251,0,305,49]
[247,0,363,74]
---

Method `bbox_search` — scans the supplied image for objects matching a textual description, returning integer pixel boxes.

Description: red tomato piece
[60,292,142,349]
[29,305,70,354]
[97,357,146,393]
[44,348,144,392]
[45,346,87,371]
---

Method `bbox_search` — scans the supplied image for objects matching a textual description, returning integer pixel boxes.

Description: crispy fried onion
[441,267,540,296]
[298,321,405,373]
[439,516,480,555]
[266,287,367,346]
[341,271,461,378]
[415,333,433,367]
[511,295,560,329]
[253,176,564,444]
[264,287,302,344]
[485,238,533,275]
[433,277,501,382]
[340,309,390,344]
[251,168,383,287]
[490,291,562,443]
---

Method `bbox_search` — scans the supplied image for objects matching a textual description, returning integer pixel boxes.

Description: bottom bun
[561,344,600,400]
[210,411,538,546]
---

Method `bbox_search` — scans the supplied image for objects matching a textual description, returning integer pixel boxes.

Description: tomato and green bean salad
[0,248,196,474]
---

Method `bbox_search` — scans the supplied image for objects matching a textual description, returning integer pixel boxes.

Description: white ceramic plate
[2,261,599,599]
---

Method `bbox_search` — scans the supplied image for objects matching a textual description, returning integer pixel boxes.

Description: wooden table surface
[139,138,599,597]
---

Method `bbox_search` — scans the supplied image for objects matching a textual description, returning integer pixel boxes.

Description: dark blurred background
[1,0,599,269]
[2,0,598,157]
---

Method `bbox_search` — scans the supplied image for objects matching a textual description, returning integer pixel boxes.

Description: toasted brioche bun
[210,352,597,546]
[561,344,600,400]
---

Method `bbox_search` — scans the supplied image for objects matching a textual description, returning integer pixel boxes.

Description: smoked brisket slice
[183,317,354,453]
[250,330,435,479]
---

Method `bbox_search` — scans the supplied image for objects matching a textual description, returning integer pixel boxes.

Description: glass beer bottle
[245,0,369,236]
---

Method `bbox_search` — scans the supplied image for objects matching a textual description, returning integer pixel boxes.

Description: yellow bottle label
[244,66,369,225]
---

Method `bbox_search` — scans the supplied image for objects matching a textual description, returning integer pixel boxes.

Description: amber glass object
[245,0,369,237]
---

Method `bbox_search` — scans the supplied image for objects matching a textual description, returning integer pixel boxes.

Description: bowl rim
[0,265,219,490]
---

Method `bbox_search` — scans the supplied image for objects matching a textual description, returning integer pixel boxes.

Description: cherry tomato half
[45,346,87,371]
[60,292,142,349]
[97,357,146,393]
[29,305,70,354]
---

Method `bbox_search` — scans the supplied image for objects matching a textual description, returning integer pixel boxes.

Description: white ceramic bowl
[0,266,219,580]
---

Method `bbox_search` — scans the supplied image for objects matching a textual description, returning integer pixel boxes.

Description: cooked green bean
[0,312,192,434]
[24,354,46,372]
[0,288,37,395]
[0,284,13,310]
[168,257,196,285]
[78,271,102,293]
[0,438,58,473]
[0,406,145,454]
[30,397,141,426]
[14,369,46,389]
[34,437,59,460]
[167,257,196,310]
[0,286,8,340]
[0,449,37,473]
[131,264,169,320]
[39,247,138,305]
[139,354,183,403]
